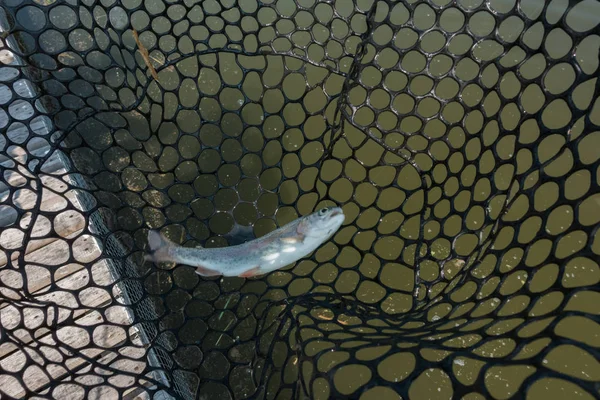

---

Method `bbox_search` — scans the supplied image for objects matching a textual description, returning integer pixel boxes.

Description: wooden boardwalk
[0,44,158,399]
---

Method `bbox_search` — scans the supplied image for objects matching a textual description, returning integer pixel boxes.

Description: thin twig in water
[215,318,235,346]
[218,296,233,321]
[132,29,159,82]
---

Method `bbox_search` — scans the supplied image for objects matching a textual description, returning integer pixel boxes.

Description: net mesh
[0,0,599,399]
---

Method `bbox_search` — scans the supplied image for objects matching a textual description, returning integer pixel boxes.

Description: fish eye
[319,208,328,215]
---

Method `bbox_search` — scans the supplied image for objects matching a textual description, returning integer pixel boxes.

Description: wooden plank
[0,166,88,268]
[0,306,144,398]
[4,116,34,144]
[0,259,112,358]
[6,187,70,215]
[0,255,144,398]
[126,389,152,400]
[0,184,73,227]
[0,177,96,292]
[0,254,151,397]
[0,81,151,396]
[0,235,100,299]
[0,49,15,65]
[39,173,69,193]
[0,160,64,228]
[0,144,29,167]
[1,261,124,337]
[0,211,86,267]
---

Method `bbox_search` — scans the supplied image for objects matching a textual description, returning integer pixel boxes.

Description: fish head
[302,206,345,239]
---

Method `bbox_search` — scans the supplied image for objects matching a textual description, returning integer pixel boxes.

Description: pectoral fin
[196,265,222,277]
[239,266,262,278]
[294,220,308,242]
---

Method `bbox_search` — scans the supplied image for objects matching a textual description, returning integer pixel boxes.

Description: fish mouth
[330,209,343,217]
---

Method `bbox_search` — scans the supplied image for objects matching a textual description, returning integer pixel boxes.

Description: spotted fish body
[146,207,345,278]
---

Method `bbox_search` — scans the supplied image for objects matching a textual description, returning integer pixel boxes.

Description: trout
[145,207,345,278]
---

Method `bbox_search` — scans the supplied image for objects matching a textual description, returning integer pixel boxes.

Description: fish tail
[145,230,177,263]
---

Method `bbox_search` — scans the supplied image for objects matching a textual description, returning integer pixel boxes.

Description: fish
[145,207,345,278]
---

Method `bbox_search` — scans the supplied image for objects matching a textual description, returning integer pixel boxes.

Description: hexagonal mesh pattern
[0,0,599,399]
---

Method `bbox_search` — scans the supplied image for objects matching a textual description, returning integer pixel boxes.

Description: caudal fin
[145,230,176,263]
